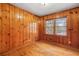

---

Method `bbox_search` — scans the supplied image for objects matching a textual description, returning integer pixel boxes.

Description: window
[55,17,67,36]
[29,22,37,33]
[45,17,67,36]
[45,20,54,34]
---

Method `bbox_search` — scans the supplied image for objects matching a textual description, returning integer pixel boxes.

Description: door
[68,10,79,48]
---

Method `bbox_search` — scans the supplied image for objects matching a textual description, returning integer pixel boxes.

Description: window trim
[55,17,67,36]
[44,16,67,36]
[45,19,55,35]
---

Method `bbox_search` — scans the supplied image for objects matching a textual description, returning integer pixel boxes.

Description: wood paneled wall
[0,3,79,54]
[39,7,79,49]
[0,3,39,53]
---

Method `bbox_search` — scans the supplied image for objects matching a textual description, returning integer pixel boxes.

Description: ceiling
[11,3,79,16]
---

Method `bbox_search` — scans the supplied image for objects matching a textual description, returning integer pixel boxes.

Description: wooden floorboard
[0,41,79,56]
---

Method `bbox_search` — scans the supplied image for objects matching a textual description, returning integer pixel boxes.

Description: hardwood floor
[0,41,79,56]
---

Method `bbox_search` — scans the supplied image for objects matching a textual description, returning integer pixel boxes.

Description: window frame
[44,16,67,36]
[55,17,67,36]
[45,19,55,35]
[29,22,37,33]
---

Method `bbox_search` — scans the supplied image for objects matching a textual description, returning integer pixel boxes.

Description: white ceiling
[11,3,79,16]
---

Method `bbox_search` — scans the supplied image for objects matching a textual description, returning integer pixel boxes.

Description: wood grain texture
[39,7,79,49]
[0,41,79,56]
[0,3,39,53]
[0,3,79,55]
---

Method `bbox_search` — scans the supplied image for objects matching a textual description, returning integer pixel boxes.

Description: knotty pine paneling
[9,4,15,49]
[38,17,44,41]
[0,3,79,54]
[0,3,39,53]
[0,17,1,52]
[1,4,10,52]
[77,8,79,48]
[39,7,79,49]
